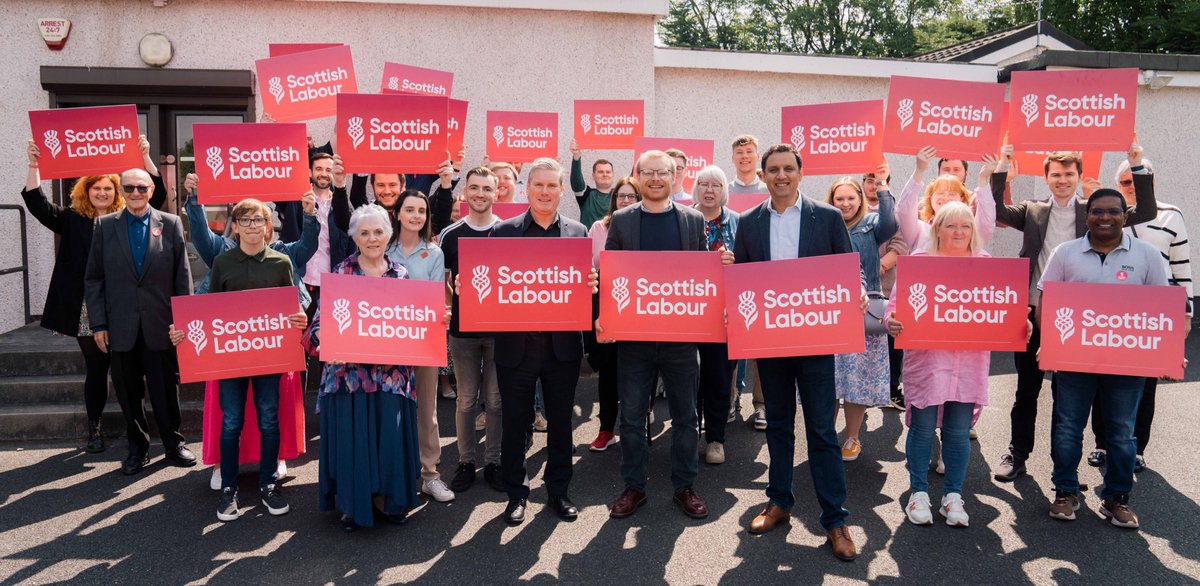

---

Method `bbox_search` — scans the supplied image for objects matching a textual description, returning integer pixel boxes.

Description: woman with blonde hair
[886,202,1031,527]
[824,168,896,462]
[896,146,998,253]
[21,137,162,453]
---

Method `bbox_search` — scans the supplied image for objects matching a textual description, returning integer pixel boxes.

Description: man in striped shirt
[1087,158,1192,473]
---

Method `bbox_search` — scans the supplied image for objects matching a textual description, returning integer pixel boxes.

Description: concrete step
[0,325,85,376]
[0,375,205,405]
[0,401,205,443]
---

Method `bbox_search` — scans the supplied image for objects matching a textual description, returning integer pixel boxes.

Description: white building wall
[1,0,1195,333]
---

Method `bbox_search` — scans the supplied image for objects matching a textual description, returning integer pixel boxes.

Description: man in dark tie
[733,144,866,561]
[85,168,194,475]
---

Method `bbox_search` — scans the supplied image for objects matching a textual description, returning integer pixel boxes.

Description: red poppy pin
[151,227,161,237]
[420,251,428,258]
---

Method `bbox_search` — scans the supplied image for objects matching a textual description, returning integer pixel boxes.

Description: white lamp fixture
[1143,69,1174,90]
[139,33,173,67]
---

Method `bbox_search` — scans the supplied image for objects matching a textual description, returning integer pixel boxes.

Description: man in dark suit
[598,149,732,522]
[85,168,194,475]
[489,158,596,525]
[734,144,865,562]
[990,138,1156,483]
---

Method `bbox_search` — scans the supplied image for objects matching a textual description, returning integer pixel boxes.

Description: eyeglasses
[235,217,268,227]
[615,193,639,201]
[696,182,721,190]
[121,185,150,194]
[1118,179,1134,187]
[638,169,672,178]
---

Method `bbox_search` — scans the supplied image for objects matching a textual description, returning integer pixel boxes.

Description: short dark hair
[310,152,334,169]
[760,144,803,172]
[937,158,968,174]
[592,159,613,173]
[1086,188,1127,213]
[369,173,406,188]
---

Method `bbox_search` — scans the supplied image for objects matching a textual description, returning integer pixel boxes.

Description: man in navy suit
[734,144,866,561]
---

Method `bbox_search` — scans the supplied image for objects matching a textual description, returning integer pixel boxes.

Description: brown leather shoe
[609,487,647,518]
[673,488,709,519]
[826,526,858,561]
[748,503,790,534]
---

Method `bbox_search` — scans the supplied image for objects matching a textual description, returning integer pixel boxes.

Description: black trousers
[109,331,185,456]
[1009,305,1051,460]
[77,336,111,423]
[887,334,903,399]
[696,342,735,443]
[1092,377,1156,455]
[586,338,619,433]
[497,333,580,500]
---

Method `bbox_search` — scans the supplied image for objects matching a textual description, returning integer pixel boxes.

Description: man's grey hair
[349,203,393,241]
[525,157,563,185]
[1114,157,1154,183]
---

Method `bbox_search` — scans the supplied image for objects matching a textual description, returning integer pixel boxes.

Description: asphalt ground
[2,339,1199,585]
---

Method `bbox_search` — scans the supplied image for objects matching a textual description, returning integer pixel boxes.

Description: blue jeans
[1052,371,1143,500]
[617,341,699,493]
[757,355,848,531]
[218,374,281,490]
[907,401,974,495]
[736,359,747,391]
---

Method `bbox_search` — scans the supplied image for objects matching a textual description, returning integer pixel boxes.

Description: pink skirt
[201,372,307,466]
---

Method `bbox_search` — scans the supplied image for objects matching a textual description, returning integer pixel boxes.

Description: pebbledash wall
[2,0,1197,334]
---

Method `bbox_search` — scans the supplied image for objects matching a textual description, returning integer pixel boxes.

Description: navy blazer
[734,195,865,289]
[490,211,589,369]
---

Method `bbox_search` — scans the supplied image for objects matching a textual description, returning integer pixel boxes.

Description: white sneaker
[906,491,933,525]
[940,493,969,527]
[422,479,456,502]
[276,460,288,480]
[935,454,945,475]
[209,466,221,491]
[969,427,978,440]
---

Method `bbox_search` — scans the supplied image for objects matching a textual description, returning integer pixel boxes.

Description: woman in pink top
[895,146,998,253]
[586,177,641,451]
[886,202,1031,528]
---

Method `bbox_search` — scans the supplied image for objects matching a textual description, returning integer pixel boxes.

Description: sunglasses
[1118,179,1134,187]
[121,185,150,194]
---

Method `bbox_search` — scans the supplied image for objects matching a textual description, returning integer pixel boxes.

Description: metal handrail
[0,205,33,325]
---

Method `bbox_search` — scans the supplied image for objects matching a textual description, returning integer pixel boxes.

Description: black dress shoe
[164,445,197,467]
[503,498,527,525]
[121,453,150,475]
[549,495,578,521]
[339,514,358,533]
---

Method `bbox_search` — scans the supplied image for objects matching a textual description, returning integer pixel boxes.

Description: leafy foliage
[658,0,1200,57]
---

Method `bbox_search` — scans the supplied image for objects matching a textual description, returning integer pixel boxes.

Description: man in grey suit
[85,168,194,475]
[599,149,733,521]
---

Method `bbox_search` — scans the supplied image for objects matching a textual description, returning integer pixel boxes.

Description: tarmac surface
[2,340,1199,585]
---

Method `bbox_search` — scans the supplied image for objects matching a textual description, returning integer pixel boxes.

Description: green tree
[658,0,946,57]
[659,0,1200,57]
